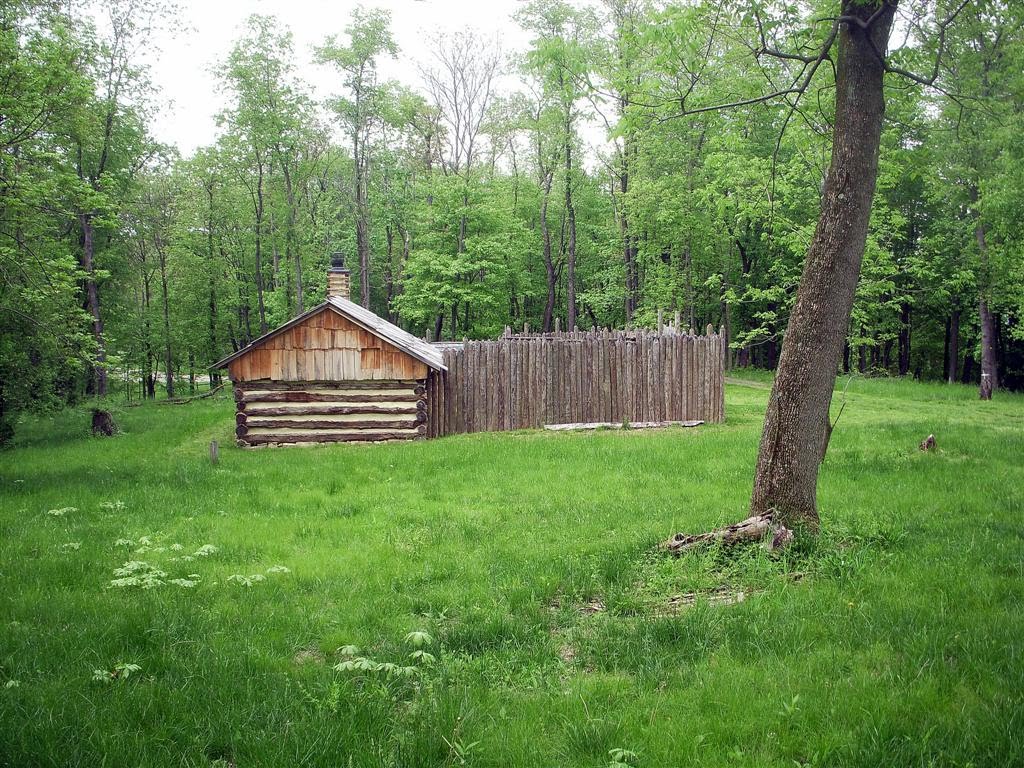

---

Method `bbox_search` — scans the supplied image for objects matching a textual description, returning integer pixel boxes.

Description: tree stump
[91,409,117,437]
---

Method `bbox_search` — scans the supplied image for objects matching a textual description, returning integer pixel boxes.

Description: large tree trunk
[79,213,107,396]
[750,1,896,530]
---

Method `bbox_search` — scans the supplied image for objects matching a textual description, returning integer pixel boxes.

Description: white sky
[136,0,546,157]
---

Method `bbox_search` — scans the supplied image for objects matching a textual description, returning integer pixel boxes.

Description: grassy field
[1,375,1022,767]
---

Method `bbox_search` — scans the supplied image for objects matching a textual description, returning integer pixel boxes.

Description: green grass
[1,375,1022,767]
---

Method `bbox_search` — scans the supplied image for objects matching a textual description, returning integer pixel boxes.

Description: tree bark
[663,511,793,555]
[354,122,371,309]
[750,1,896,530]
[979,296,997,399]
[205,180,221,388]
[897,302,911,375]
[158,244,174,399]
[977,224,998,398]
[564,104,577,332]
[78,213,107,396]
[253,156,268,335]
[540,171,555,333]
[947,309,960,384]
[283,164,302,314]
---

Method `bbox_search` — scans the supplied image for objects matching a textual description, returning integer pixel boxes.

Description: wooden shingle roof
[212,299,446,372]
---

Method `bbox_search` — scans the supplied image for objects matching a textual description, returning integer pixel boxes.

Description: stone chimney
[327,252,351,300]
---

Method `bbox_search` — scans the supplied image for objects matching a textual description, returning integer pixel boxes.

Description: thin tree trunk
[564,106,577,332]
[159,247,174,399]
[143,268,155,399]
[283,165,302,315]
[254,160,268,334]
[206,182,220,388]
[750,1,896,529]
[898,302,911,375]
[355,128,371,308]
[540,171,555,333]
[384,225,395,321]
[976,209,998,398]
[79,213,108,396]
[947,309,960,384]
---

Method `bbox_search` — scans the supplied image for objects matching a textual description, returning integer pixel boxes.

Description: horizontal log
[242,404,422,416]
[245,430,425,445]
[237,390,424,404]
[244,418,424,430]
[543,420,704,431]
[233,379,424,391]
[246,424,426,436]
[238,410,426,425]
[236,424,248,437]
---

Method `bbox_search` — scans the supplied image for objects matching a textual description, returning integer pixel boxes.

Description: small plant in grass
[109,561,167,589]
[266,565,290,574]
[227,573,265,587]
[332,629,438,680]
[608,747,639,767]
[442,734,480,766]
[99,500,125,512]
[405,630,433,647]
[92,662,142,683]
[60,542,81,552]
[46,507,76,517]
[409,649,436,665]
[4,680,19,689]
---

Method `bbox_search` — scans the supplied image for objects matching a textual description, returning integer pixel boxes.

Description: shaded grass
[0,376,1022,766]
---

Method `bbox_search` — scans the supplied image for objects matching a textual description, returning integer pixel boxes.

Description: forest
[1,0,1022,443]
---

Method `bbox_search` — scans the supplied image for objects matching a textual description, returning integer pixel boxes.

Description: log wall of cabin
[234,380,428,446]
[227,308,429,383]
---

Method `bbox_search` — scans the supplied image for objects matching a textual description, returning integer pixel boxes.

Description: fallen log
[662,510,792,555]
[159,383,225,405]
[545,420,704,432]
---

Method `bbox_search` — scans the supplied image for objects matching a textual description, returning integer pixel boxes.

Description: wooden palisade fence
[425,325,725,438]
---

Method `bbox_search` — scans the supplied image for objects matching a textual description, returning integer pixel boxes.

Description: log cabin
[214,255,445,446]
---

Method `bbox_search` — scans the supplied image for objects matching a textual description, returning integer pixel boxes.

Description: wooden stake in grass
[209,440,219,464]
